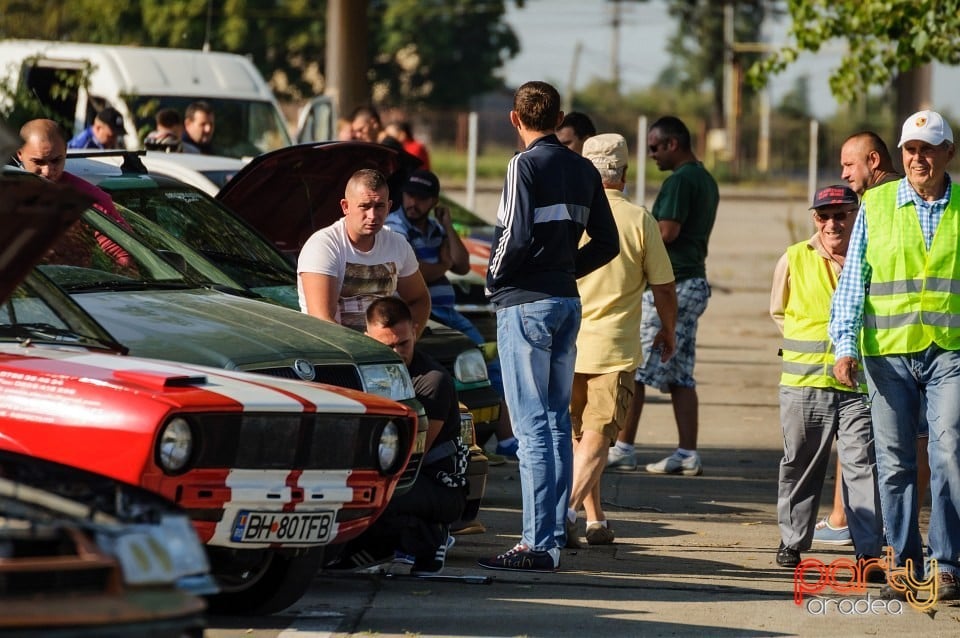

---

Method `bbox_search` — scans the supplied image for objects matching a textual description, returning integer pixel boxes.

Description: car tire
[206,547,325,615]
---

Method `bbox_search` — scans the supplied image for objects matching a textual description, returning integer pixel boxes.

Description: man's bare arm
[659,219,682,244]
[396,271,432,337]
[437,206,470,275]
[650,281,678,361]
[300,272,341,323]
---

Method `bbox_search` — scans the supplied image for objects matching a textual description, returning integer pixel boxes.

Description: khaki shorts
[570,370,634,442]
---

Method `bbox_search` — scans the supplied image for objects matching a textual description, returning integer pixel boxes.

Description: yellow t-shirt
[575,189,675,374]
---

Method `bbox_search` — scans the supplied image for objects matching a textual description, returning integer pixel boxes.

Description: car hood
[0,169,90,303]
[68,287,401,370]
[216,141,399,257]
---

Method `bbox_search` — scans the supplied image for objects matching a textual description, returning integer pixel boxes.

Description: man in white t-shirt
[297,168,431,333]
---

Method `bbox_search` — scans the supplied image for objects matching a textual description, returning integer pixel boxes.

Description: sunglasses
[814,210,854,222]
[648,141,667,153]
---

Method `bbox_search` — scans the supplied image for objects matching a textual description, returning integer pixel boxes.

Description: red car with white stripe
[0,170,418,615]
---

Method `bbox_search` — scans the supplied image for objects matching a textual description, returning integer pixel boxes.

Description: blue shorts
[636,278,710,391]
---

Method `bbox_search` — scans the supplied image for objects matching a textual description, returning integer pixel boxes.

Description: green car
[66,151,495,525]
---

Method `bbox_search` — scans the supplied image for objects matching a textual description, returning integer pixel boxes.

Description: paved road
[205,193,960,637]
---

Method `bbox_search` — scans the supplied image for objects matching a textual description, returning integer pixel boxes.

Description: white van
[0,39,292,158]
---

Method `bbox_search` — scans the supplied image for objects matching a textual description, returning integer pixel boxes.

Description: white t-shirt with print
[297,219,420,330]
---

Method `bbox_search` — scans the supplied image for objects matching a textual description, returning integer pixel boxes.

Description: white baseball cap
[583,133,628,170]
[897,110,954,148]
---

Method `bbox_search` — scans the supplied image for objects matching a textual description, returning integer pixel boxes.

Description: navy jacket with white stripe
[486,133,619,308]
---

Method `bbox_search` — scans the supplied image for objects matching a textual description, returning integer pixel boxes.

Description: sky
[501,0,960,120]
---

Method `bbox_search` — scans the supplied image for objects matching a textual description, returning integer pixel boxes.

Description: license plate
[230,511,333,545]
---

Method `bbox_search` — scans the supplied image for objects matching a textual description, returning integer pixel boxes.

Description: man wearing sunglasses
[830,110,960,601]
[813,132,906,547]
[769,185,884,571]
[607,116,718,476]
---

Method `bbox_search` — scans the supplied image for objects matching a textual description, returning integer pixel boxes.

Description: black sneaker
[478,543,559,572]
[325,546,393,572]
[939,571,960,601]
[411,535,453,577]
[776,542,801,568]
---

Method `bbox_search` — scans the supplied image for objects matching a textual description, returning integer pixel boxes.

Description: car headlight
[157,417,193,474]
[359,363,416,401]
[377,420,401,473]
[454,348,488,384]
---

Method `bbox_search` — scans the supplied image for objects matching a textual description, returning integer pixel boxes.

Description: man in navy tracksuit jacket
[478,81,619,573]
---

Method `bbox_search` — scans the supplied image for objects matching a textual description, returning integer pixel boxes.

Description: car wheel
[206,547,325,615]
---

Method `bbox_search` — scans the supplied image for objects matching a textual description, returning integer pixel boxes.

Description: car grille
[249,363,363,391]
[190,413,414,473]
[396,451,422,491]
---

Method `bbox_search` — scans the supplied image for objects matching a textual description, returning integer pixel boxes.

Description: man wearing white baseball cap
[829,109,959,601]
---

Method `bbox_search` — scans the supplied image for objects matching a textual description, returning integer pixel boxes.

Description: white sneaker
[606,446,638,471]
[645,451,702,476]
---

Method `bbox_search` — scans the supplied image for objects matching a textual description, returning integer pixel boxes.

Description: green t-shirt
[651,161,719,281]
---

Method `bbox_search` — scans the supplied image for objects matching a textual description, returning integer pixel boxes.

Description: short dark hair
[844,131,893,164]
[366,296,412,328]
[185,101,214,121]
[650,116,692,151]
[345,168,389,196]
[513,81,561,132]
[558,111,596,139]
[156,107,182,128]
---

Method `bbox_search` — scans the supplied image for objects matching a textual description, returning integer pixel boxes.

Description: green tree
[746,0,960,104]
[369,0,520,108]
[659,0,776,127]
[0,0,520,106]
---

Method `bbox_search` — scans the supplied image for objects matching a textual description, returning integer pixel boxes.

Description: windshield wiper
[201,250,294,281]
[64,280,194,292]
[0,323,126,352]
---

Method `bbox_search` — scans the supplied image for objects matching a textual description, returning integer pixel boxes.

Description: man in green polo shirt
[607,116,718,476]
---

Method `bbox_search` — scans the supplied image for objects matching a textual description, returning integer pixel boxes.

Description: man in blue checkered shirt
[828,109,959,602]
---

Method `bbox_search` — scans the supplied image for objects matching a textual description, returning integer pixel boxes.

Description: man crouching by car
[326,296,468,576]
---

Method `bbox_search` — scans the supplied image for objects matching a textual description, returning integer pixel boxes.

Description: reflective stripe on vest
[780,241,863,392]
[861,181,960,355]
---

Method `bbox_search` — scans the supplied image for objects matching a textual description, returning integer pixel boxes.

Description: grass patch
[430,144,516,185]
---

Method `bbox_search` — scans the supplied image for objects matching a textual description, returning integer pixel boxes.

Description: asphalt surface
[205,191,960,637]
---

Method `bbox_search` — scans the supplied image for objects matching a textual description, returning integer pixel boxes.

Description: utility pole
[610,0,622,93]
[564,41,583,113]
[722,2,737,168]
[325,0,368,120]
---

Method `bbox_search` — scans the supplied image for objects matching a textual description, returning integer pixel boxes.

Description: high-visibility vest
[780,242,864,392]
[861,181,960,355]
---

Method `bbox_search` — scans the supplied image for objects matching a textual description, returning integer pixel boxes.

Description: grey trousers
[777,385,884,557]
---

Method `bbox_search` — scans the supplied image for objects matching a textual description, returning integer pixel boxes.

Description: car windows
[109,186,296,288]
[37,211,191,291]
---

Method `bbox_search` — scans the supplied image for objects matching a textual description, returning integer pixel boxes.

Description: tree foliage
[659,0,776,127]
[747,0,960,103]
[369,0,520,108]
[0,0,520,107]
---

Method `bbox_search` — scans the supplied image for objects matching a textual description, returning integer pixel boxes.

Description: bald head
[840,131,895,196]
[18,119,67,182]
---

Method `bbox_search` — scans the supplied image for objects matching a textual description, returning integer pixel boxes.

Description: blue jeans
[496,298,581,552]
[864,346,960,578]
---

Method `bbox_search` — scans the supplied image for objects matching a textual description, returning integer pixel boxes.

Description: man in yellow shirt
[566,133,677,546]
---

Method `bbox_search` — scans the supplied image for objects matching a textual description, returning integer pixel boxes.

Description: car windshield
[37,209,200,293]
[107,184,298,292]
[127,96,292,158]
[0,272,123,351]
